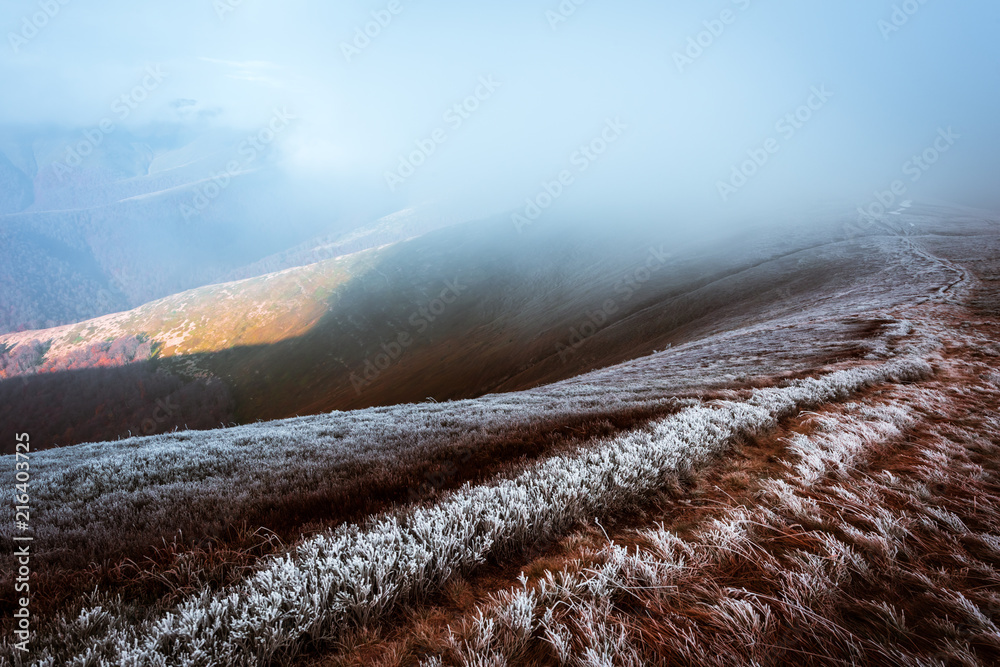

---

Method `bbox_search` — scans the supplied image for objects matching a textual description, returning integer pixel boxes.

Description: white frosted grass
[0,381,697,565]
[442,387,928,665]
[22,356,931,667]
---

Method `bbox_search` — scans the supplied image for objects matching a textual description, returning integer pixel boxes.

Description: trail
[901,236,976,303]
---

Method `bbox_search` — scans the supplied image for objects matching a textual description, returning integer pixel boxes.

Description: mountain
[0,126,393,334]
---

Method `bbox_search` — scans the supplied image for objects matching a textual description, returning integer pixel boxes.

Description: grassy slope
[419,331,1000,667]
[3,205,997,664]
[306,209,1000,667]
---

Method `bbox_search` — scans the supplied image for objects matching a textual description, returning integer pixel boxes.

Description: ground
[3,205,999,666]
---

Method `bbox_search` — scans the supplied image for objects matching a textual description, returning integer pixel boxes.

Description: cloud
[197,58,285,88]
[197,58,280,70]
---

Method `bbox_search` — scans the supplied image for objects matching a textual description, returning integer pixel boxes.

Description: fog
[1,1,998,297]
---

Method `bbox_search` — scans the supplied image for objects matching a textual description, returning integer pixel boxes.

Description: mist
[1,0,999,325]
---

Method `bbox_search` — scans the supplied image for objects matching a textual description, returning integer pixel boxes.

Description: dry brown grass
[5,343,887,655]
[8,341,885,642]
[306,305,1000,667]
[0,400,698,633]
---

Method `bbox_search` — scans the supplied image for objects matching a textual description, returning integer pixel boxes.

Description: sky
[2,0,999,227]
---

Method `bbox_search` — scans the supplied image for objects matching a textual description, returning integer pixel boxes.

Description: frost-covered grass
[434,356,1000,666]
[0,389,694,572]
[9,356,931,666]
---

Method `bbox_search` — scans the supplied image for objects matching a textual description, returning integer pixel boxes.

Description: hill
[4,203,992,450]
[1,203,998,665]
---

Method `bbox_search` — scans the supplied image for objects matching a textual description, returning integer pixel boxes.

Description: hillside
[1,203,998,665]
[0,129,395,334]
[4,203,991,451]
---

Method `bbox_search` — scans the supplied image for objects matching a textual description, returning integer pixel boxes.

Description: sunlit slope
[0,249,375,360]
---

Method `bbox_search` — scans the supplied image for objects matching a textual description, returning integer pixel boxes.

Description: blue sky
[2,0,999,222]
